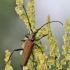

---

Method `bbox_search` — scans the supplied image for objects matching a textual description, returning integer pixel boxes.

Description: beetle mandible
[7,5,63,67]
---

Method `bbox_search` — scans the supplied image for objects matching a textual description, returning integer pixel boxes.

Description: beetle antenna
[34,21,63,35]
[23,5,33,33]
[6,49,23,64]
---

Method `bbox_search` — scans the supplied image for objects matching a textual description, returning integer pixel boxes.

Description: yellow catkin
[4,0,70,69]
[45,15,60,69]
[4,50,13,70]
[61,19,70,70]
[17,0,48,70]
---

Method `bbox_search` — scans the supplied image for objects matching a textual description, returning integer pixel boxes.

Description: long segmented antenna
[23,5,33,33]
[34,21,63,35]
[6,49,23,64]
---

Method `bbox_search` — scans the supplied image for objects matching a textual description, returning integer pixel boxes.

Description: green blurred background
[0,0,70,70]
[0,0,28,70]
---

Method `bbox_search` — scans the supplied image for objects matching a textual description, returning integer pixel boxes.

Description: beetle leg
[31,52,37,70]
[26,34,30,35]
[25,34,30,38]
[34,44,43,53]
[31,52,34,68]
[7,48,23,64]
[21,34,30,41]
[35,34,48,41]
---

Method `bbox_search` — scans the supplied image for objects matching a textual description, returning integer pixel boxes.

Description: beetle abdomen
[22,41,34,66]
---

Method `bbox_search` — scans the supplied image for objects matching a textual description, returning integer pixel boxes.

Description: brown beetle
[7,5,63,67]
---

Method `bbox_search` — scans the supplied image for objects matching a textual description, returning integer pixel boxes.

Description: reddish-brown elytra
[7,5,63,67]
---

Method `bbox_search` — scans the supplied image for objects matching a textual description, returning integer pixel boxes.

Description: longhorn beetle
[7,5,63,67]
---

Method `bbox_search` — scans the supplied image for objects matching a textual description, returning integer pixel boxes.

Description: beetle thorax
[29,33,35,41]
